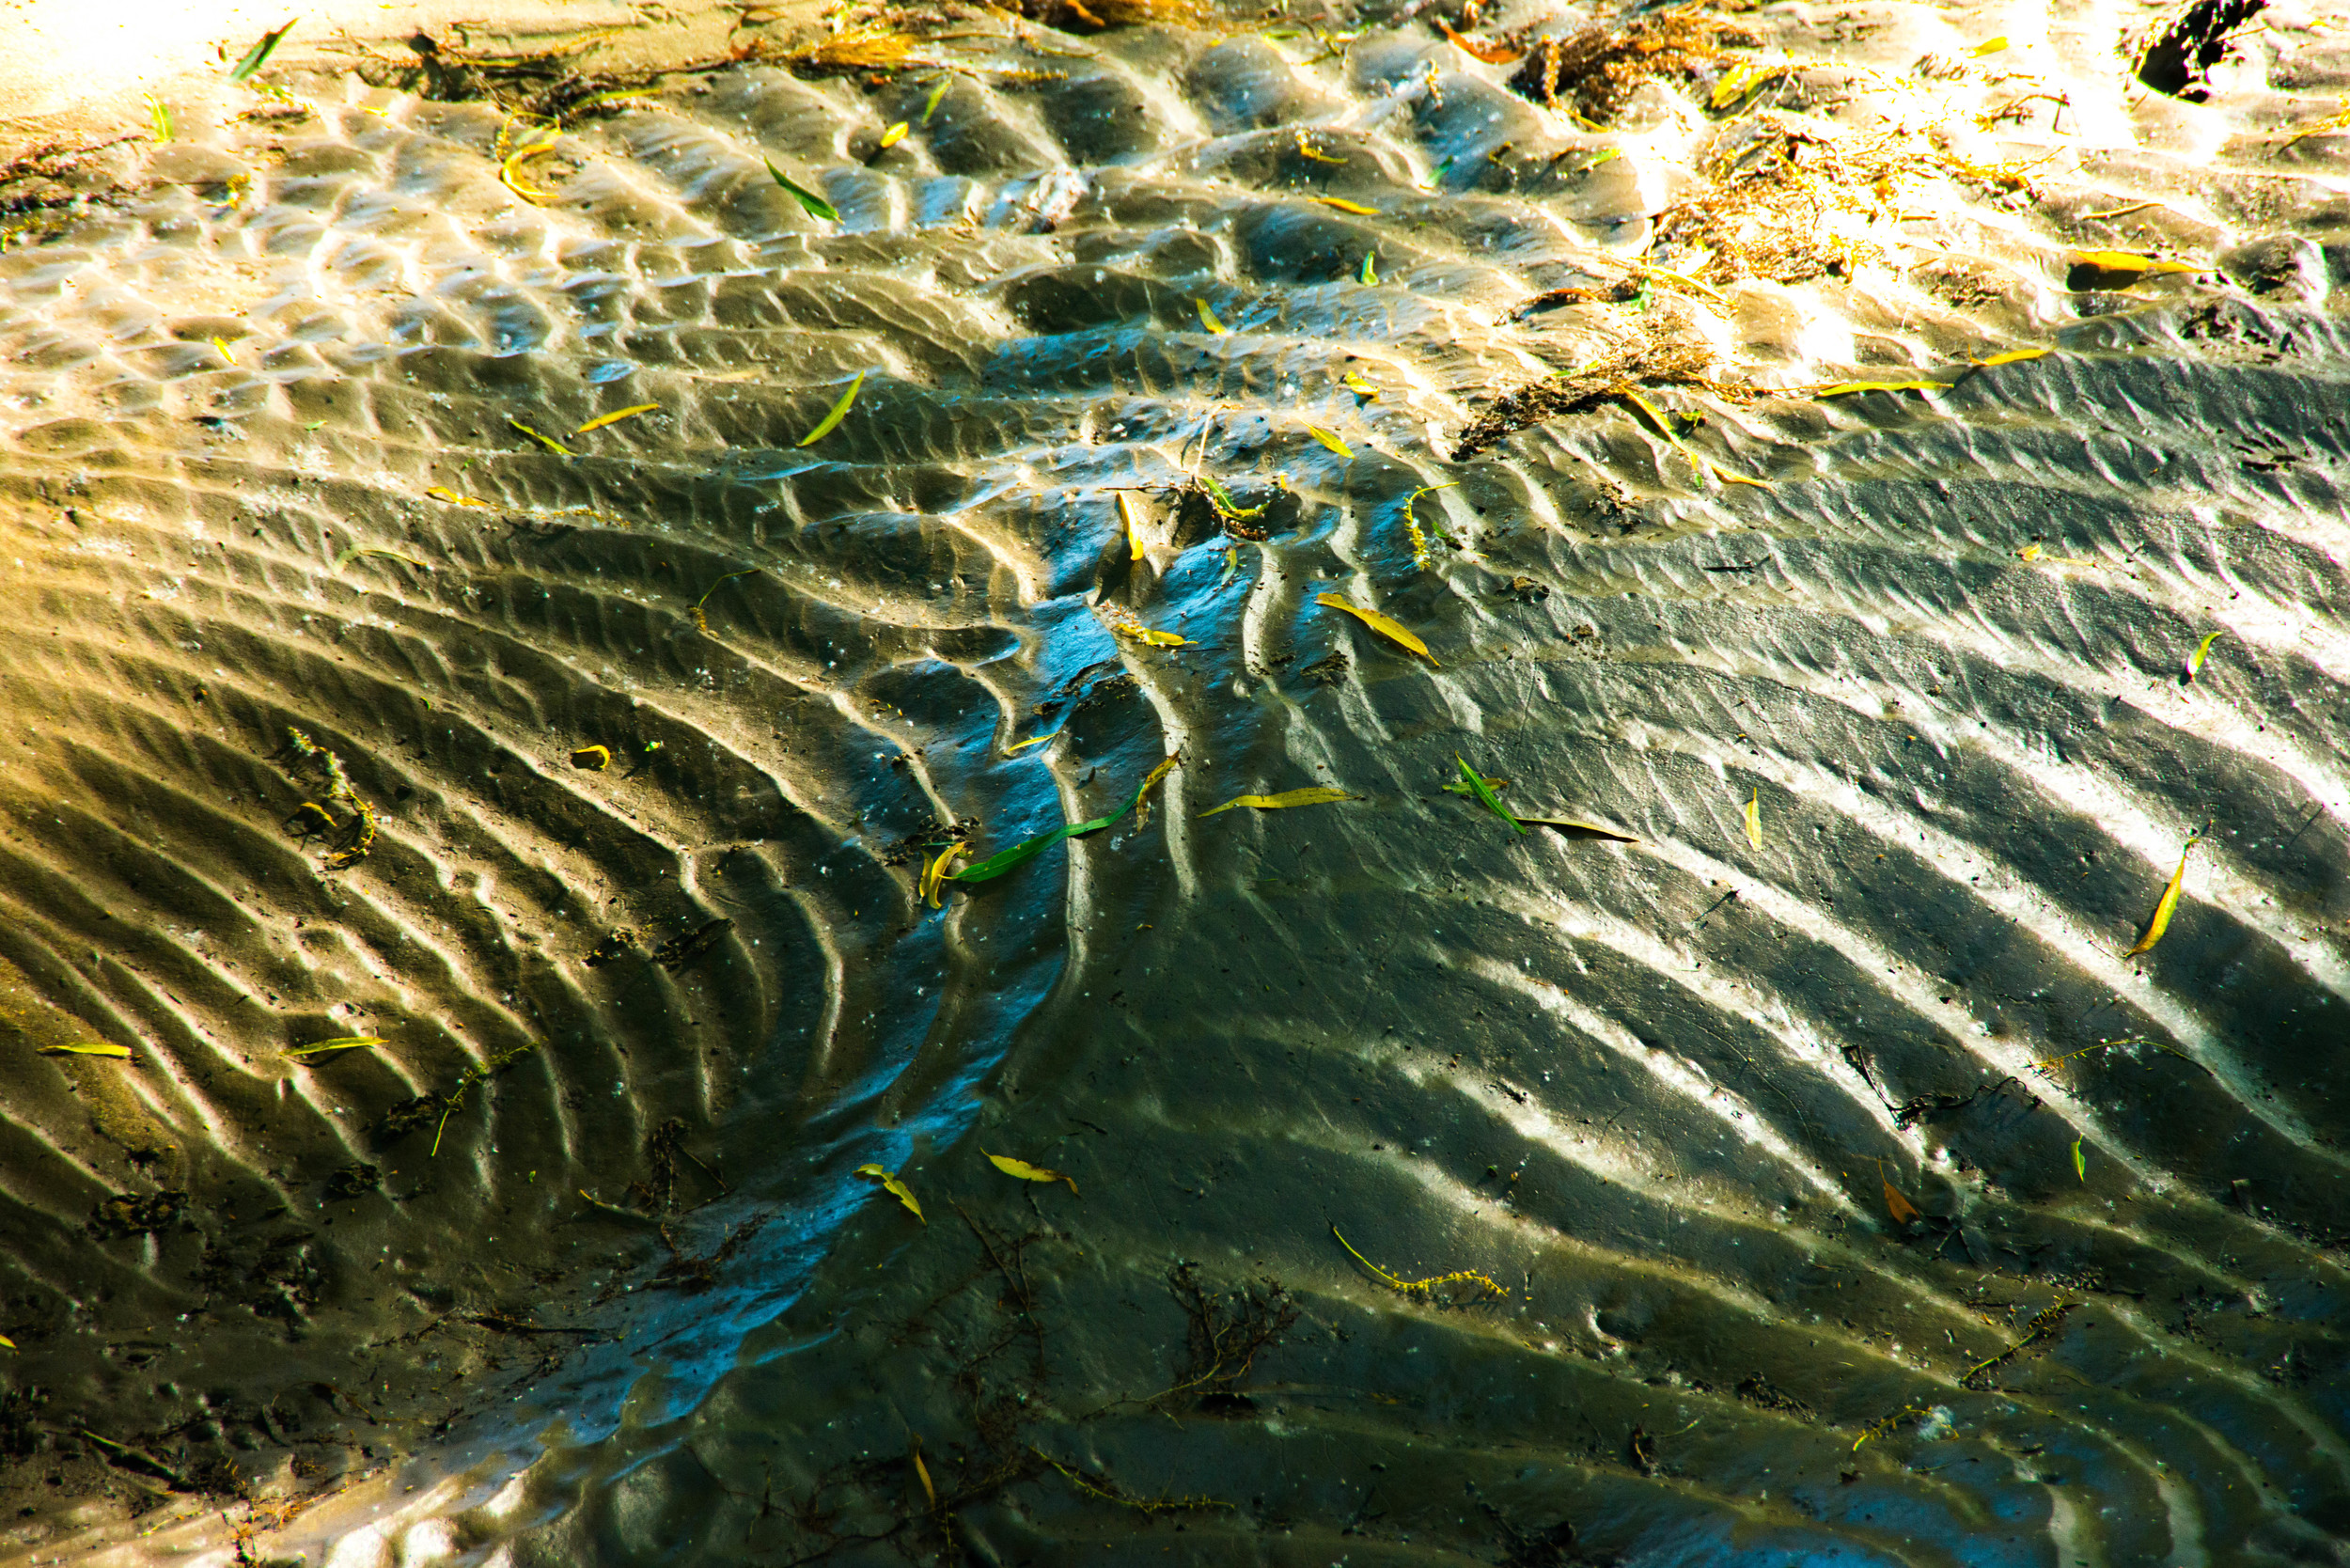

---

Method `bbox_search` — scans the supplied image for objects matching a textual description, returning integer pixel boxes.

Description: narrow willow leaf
[39,1043,132,1058]
[507,417,573,457]
[922,78,951,121]
[334,545,430,571]
[912,1445,936,1507]
[574,403,657,434]
[0,1333,14,1350]
[1295,133,1347,165]
[879,121,910,149]
[1198,786,1354,817]
[1619,389,1710,486]
[1972,347,2047,367]
[1314,196,1381,215]
[1195,297,1227,334]
[229,19,297,82]
[1116,491,1150,560]
[1745,790,1762,851]
[1517,815,1639,842]
[798,371,866,447]
[2186,630,2224,680]
[1132,751,1180,830]
[2123,841,2193,957]
[920,840,959,907]
[986,1151,1080,1195]
[1358,252,1377,285]
[2071,1138,2086,1183]
[766,160,839,221]
[2069,248,2197,277]
[425,486,490,508]
[146,95,173,145]
[1881,1168,1921,1225]
[951,764,1167,883]
[855,1162,925,1222]
[1197,473,1266,519]
[1004,732,1053,754]
[287,1036,386,1060]
[1813,380,1951,398]
[1306,426,1354,458]
[1456,756,1526,835]
[1317,591,1436,665]
[1402,482,1454,568]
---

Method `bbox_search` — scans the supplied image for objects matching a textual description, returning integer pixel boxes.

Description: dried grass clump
[1655,118,1934,286]
[1506,8,1758,123]
[1453,312,1721,459]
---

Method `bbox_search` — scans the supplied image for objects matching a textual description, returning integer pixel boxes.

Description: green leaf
[1359,252,1377,286]
[766,160,839,221]
[229,19,298,82]
[949,768,1160,884]
[287,1036,385,1060]
[1456,756,1525,834]
[798,370,866,447]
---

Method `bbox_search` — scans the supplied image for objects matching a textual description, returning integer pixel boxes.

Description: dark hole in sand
[2135,0,2267,100]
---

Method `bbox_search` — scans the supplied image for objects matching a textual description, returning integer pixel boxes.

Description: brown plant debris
[1453,317,1719,459]
[1505,9,1759,124]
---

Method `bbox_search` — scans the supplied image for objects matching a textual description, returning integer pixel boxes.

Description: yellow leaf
[2186,629,2223,679]
[1709,462,1773,490]
[920,840,960,908]
[287,1036,386,1060]
[1969,34,2008,55]
[1306,425,1354,458]
[1116,491,1151,560]
[1710,58,1779,109]
[507,417,574,457]
[574,403,658,434]
[912,1444,936,1507]
[425,486,490,508]
[1744,790,1762,851]
[1004,732,1053,754]
[0,1333,13,1351]
[799,370,866,447]
[855,1162,925,1223]
[1133,750,1181,831]
[1198,785,1355,817]
[880,120,910,148]
[212,336,238,366]
[1813,380,1951,397]
[2123,841,2194,957]
[1342,371,1378,398]
[1314,196,1382,215]
[1295,133,1346,165]
[1196,297,1227,334]
[39,1043,132,1058]
[2071,1138,2086,1183]
[571,745,612,770]
[2068,249,2200,288]
[1972,347,2047,367]
[986,1150,1080,1195]
[1317,591,1436,665]
[1881,1165,1921,1225]
[1515,816,1640,842]
[1118,623,1194,648]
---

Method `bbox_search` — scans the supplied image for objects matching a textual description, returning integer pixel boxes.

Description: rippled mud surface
[4,0,2350,1562]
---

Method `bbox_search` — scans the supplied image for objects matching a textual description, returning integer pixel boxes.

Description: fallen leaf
[2071,1138,2086,1183]
[912,1444,936,1507]
[986,1151,1080,1195]
[949,765,1165,884]
[1969,34,2008,55]
[1117,623,1194,648]
[1710,58,1780,108]
[1456,756,1526,835]
[571,745,612,770]
[287,1037,386,1060]
[1314,196,1382,216]
[880,120,910,149]
[1436,20,1525,63]
[799,371,866,447]
[1881,1164,1921,1225]
[1296,133,1347,165]
[767,159,839,221]
[1004,732,1054,754]
[39,1043,132,1058]
[575,403,658,434]
[2186,630,2223,680]
[2067,249,2199,290]
[1195,297,1228,334]
[1198,473,1267,519]
[1343,370,1378,397]
[1813,380,1951,398]
[425,486,490,508]
[1745,790,1762,851]
[1198,786,1355,817]
[1116,491,1150,560]
[334,545,430,572]
[855,1162,925,1222]
[1307,425,1354,458]
[919,840,959,908]
[1516,816,1640,842]
[2123,840,2194,957]
[507,417,573,457]
[0,1333,13,1350]
[923,78,950,121]
[1133,751,1181,830]
[1358,253,1377,286]
[1971,347,2047,367]
[229,19,297,82]
[1318,591,1436,665]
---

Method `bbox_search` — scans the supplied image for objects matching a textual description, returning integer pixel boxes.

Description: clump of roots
[1505,8,1759,124]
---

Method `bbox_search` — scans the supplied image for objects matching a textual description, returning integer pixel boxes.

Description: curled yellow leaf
[920,841,960,908]
[855,1162,925,1222]
[2186,630,2223,680]
[2123,840,2194,957]
[986,1151,1079,1195]
[1198,785,1355,817]
[1317,591,1435,665]
[1116,491,1151,560]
